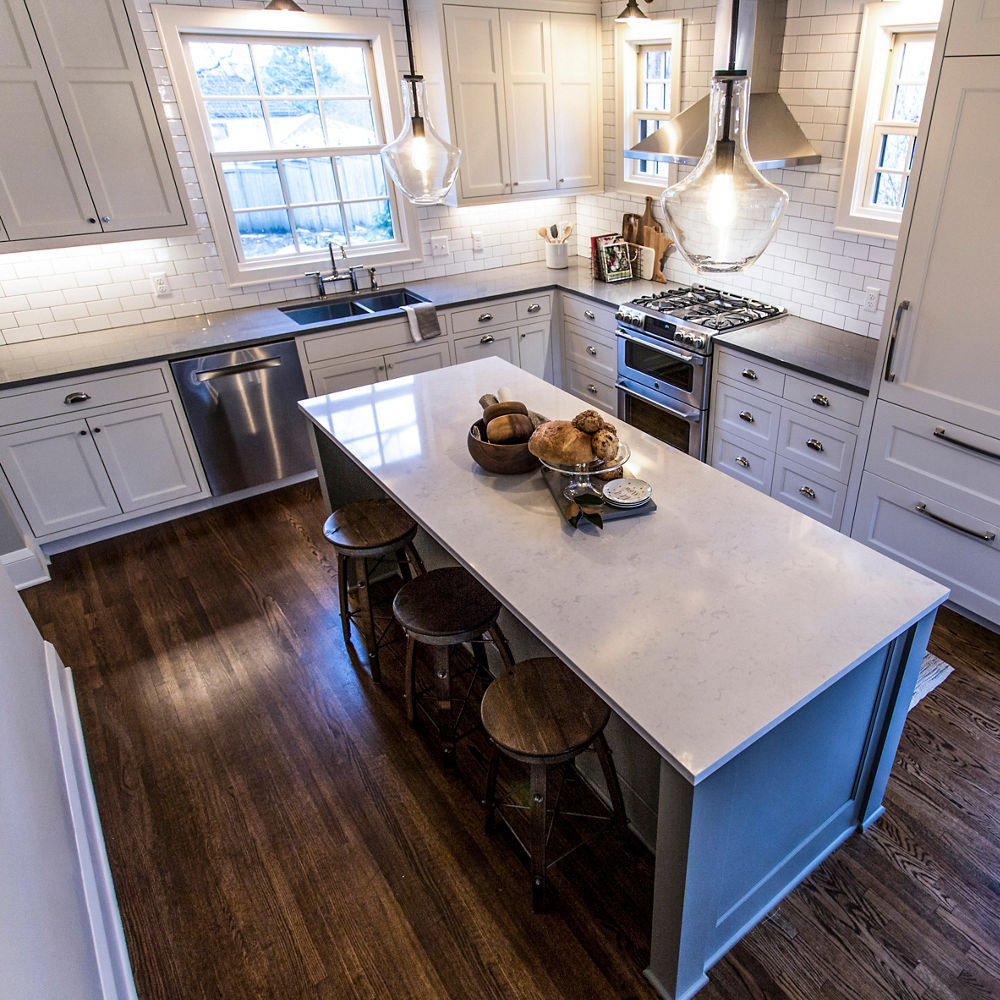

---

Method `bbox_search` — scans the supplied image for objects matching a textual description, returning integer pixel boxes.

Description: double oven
[615,286,783,461]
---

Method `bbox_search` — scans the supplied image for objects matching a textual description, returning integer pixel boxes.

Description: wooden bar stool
[323,497,425,683]
[481,656,627,912]
[392,566,515,773]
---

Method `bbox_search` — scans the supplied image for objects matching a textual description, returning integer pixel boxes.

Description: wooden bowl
[467,419,539,474]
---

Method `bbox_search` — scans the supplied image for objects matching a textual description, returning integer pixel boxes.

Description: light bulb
[661,73,788,273]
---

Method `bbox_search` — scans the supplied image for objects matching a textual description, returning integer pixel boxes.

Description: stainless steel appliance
[616,285,783,460]
[171,342,314,496]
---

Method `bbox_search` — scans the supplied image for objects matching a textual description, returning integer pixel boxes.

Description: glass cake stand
[537,441,630,502]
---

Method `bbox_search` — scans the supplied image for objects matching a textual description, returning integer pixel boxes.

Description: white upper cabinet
[942,0,1000,55]
[443,4,599,204]
[879,55,1000,439]
[0,0,190,250]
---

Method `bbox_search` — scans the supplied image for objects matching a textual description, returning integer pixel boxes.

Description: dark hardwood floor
[20,481,1000,1000]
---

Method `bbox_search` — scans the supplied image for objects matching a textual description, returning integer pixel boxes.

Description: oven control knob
[692,336,706,350]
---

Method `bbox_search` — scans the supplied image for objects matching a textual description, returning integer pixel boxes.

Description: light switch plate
[472,230,484,251]
[430,233,450,256]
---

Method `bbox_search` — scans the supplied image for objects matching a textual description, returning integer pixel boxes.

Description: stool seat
[323,498,417,554]
[481,657,610,761]
[393,566,501,640]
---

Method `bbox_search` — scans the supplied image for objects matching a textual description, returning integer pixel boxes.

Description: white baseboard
[2,547,50,590]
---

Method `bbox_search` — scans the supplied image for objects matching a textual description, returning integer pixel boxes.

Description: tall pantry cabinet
[851,0,1000,625]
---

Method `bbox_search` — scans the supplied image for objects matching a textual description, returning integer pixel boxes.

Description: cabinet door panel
[500,11,555,193]
[309,357,386,396]
[0,0,99,240]
[90,402,202,512]
[517,320,551,381]
[943,0,1000,55]
[0,420,120,535]
[551,13,599,190]
[383,342,452,380]
[445,6,510,200]
[25,0,186,231]
[882,57,1000,437]
[454,329,517,366]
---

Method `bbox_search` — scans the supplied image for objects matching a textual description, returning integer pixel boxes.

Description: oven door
[617,377,707,460]
[616,328,707,410]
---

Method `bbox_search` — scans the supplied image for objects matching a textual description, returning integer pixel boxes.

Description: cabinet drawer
[300,317,411,365]
[772,459,846,530]
[711,430,774,493]
[714,381,780,449]
[562,295,616,331]
[562,319,616,380]
[866,399,1000,526]
[783,373,864,426]
[450,300,518,334]
[715,350,785,397]
[563,364,617,413]
[454,329,517,366]
[853,472,997,623]
[0,367,168,426]
[777,409,857,484]
[517,293,552,319]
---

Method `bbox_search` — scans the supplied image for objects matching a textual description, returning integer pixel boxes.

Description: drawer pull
[933,426,1000,462]
[735,456,750,468]
[741,368,758,381]
[79,429,88,436]
[915,502,996,542]
[738,410,755,423]
[479,334,494,345]
[587,346,597,356]
[64,391,91,405]
[806,438,824,452]
[811,393,830,407]
[478,312,493,322]
[799,485,817,500]
[527,303,541,313]
[587,384,598,394]
[584,309,596,320]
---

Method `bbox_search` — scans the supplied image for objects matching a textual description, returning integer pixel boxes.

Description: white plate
[602,478,652,506]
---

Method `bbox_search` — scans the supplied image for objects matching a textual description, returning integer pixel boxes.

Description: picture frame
[599,240,633,282]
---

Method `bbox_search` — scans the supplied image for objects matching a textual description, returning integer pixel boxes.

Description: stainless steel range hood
[625,0,820,170]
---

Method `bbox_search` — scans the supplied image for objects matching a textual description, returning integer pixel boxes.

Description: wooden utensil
[537,225,551,243]
[621,213,641,245]
[650,231,671,283]
[639,196,661,235]
[559,223,574,243]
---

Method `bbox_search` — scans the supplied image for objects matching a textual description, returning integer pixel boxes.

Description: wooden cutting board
[621,213,641,245]
[641,226,671,283]
[639,196,661,235]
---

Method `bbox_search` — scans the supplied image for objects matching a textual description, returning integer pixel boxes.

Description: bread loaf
[527,420,595,465]
[486,413,534,444]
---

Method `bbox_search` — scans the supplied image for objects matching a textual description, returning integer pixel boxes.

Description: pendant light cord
[400,0,422,116]
[719,0,740,145]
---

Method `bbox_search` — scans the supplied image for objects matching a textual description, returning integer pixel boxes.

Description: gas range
[615,284,785,356]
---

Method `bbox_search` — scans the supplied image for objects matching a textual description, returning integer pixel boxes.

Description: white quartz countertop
[300,356,948,783]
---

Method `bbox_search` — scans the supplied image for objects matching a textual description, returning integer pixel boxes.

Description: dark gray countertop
[0,258,878,394]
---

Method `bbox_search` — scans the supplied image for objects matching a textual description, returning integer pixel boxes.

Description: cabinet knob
[735,456,750,468]
[587,345,597,356]
[64,391,91,405]
[527,303,541,313]
[87,217,98,225]
[584,309,595,320]
[478,312,493,322]
[811,393,830,407]
[386,362,394,369]
[742,368,758,380]
[479,334,494,345]
[558,178,565,184]
[806,438,824,452]
[738,410,755,423]
[587,384,597,394]
[101,216,110,224]
[92,427,101,434]
[512,181,519,186]
[799,485,817,500]
[79,429,88,436]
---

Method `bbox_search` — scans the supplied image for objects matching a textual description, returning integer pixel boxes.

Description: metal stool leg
[335,551,351,644]
[594,732,627,837]
[360,556,381,684]
[403,635,417,724]
[433,646,455,774]
[530,761,549,912]
[484,747,500,824]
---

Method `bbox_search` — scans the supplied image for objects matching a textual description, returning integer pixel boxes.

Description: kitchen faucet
[306,243,378,296]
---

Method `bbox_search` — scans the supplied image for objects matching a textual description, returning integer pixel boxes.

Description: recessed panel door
[551,12,599,190]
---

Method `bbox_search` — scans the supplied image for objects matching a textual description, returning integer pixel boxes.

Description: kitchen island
[299,356,948,1000]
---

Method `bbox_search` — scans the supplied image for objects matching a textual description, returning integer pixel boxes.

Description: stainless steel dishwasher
[171,342,314,496]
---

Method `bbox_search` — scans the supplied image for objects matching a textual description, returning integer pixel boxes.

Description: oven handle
[616,329,704,367]
[616,381,702,423]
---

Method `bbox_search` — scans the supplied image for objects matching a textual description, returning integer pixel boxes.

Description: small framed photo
[599,241,633,282]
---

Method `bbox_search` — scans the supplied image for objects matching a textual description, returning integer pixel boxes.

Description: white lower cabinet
[307,340,452,396]
[559,294,618,410]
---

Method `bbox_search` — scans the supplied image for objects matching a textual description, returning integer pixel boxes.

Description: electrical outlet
[151,272,170,297]
[430,233,450,256]
[471,230,484,252]
[864,286,880,312]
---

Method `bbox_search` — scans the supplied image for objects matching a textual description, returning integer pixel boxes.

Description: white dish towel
[402,303,442,342]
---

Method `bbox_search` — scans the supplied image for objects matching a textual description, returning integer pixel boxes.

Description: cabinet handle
[587,384,598,394]
[811,393,830,407]
[527,303,541,313]
[933,426,1000,462]
[735,456,750,468]
[741,368,758,381]
[738,410,754,423]
[587,345,597,356]
[512,181,519,186]
[86,217,98,225]
[79,429,88,436]
[64,391,91,405]
[914,502,995,542]
[386,362,394,369]
[799,485,816,500]
[883,299,910,383]
[479,334,494,345]
[558,178,565,183]
[478,312,493,322]
[806,438,824,452]
[584,309,595,320]
[101,216,110,224]
[92,427,101,434]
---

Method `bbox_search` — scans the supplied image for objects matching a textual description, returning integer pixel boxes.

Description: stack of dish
[602,478,653,508]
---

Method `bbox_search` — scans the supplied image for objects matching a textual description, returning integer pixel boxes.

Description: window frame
[615,18,683,197]
[154,5,420,288]
[835,1,940,239]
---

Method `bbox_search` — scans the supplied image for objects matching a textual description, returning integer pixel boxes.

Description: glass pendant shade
[661,73,788,273]
[381,76,461,205]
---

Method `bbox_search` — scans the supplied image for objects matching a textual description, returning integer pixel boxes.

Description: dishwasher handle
[194,356,283,382]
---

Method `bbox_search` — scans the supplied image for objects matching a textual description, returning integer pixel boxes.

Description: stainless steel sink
[280,288,428,326]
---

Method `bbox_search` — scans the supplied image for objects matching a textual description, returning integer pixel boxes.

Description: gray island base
[300,357,948,1000]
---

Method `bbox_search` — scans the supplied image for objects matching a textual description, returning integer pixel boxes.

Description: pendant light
[381,0,461,205]
[660,0,788,273]
[264,0,304,10]
[615,0,651,22]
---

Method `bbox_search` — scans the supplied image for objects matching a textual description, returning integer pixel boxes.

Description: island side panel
[645,609,938,1000]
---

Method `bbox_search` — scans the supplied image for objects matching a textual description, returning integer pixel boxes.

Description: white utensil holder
[544,242,568,269]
